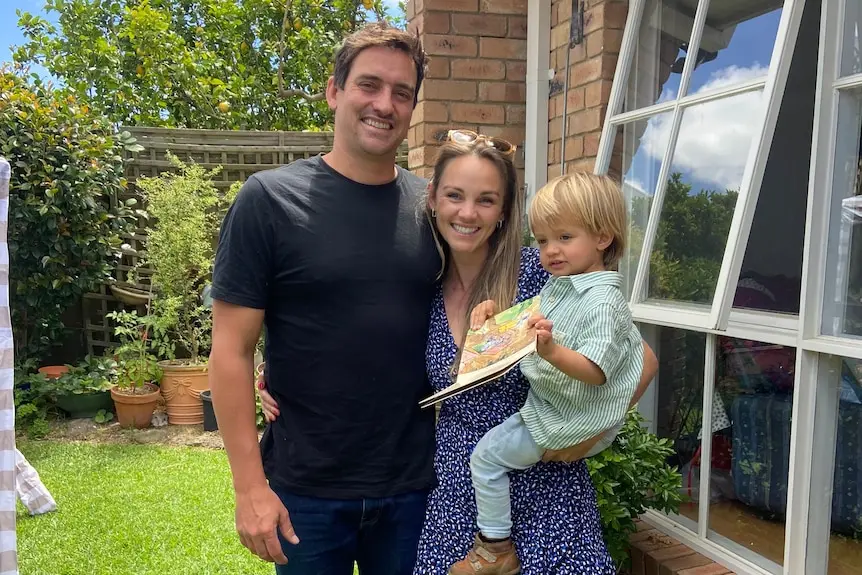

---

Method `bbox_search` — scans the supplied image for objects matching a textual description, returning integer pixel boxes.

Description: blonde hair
[419,140,524,354]
[529,172,627,270]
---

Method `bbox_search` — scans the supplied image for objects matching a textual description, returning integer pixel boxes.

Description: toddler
[448,172,644,575]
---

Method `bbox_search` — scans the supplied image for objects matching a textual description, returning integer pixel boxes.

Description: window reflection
[706,336,795,568]
[686,4,782,94]
[823,93,862,340]
[733,0,820,316]
[617,114,669,300]
[841,1,862,78]
[654,327,706,530]
[827,357,862,574]
[624,0,781,113]
[646,92,763,305]
[624,0,688,111]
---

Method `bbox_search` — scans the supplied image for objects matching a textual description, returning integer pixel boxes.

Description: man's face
[326,46,417,159]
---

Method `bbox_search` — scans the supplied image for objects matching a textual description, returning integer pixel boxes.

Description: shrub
[136,153,234,363]
[587,409,684,571]
[0,69,141,364]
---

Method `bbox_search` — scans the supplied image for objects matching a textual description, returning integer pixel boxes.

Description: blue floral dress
[412,247,616,575]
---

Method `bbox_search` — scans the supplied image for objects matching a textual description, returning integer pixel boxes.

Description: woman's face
[430,155,506,257]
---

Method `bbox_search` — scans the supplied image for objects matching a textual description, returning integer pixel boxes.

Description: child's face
[532,223,611,277]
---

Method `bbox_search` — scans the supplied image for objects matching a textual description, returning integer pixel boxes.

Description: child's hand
[528,313,556,358]
[470,300,497,330]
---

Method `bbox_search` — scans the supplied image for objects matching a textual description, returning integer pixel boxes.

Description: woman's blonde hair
[419,139,524,349]
[529,172,627,270]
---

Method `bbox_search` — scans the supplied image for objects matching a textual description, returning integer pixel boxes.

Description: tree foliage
[0,69,140,364]
[588,409,684,570]
[625,173,737,304]
[13,0,406,131]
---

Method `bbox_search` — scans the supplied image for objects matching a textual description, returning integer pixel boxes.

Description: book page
[419,296,540,408]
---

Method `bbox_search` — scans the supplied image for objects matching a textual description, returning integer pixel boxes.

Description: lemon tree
[13,0,406,131]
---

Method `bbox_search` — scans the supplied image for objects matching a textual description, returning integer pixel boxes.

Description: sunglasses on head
[446,129,516,157]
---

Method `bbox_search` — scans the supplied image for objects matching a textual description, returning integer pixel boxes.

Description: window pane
[686,3,782,94]
[840,0,862,77]
[707,336,796,568]
[735,0,820,316]
[623,0,689,111]
[826,357,862,574]
[822,92,862,340]
[647,91,764,305]
[653,327,706,530]
[617,112,672,300]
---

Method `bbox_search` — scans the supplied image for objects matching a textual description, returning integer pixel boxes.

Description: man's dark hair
[333,23,428,107]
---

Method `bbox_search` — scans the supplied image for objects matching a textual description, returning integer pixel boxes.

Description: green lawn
[15,440,346,575]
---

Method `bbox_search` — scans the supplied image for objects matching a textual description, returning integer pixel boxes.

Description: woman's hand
[469,300,497,330]
[541,435,604,463]
[255,362,280,423]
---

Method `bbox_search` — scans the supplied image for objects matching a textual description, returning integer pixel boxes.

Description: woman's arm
[540,339,658,463]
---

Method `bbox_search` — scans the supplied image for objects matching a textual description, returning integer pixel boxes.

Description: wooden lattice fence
[83,127,409,355]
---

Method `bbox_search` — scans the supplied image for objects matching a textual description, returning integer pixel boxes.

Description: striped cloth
[0,157,18,575]
[519,271,644,450]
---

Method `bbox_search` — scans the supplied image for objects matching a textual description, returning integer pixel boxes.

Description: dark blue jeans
[272,485,429,575]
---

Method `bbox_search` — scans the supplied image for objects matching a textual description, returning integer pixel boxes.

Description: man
[208,23,439,575]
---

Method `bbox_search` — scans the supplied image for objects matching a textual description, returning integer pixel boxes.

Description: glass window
[840,0,862,78]
[618,113,671,300]
[822,92,862,340]
[624,0,689,112]
[624,0,782,113]
[707,336,796,569]
[650,330,796,568]
[652,326,706,531]
[825,356,862,574]
[734,0,820,316]
[686,3,783,94]
[646,91,764,305]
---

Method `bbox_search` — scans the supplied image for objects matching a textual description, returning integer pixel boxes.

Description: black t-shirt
[211,155,441,499]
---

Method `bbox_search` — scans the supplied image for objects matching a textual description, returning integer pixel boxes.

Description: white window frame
[592,0,835,574]
[792,1,862,574]
[524,0,551,210]
[595,0,804,333]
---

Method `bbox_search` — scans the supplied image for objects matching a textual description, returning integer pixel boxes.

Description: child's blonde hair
[529,172,627,270]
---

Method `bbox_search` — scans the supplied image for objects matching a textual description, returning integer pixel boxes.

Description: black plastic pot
[200,389,218,432]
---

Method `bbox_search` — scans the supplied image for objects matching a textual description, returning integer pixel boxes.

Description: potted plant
[136,153,228,424]
[52,356,117,419]
[108,310,163,428]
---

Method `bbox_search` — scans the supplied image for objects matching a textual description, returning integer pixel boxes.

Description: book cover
[419,296,540,409]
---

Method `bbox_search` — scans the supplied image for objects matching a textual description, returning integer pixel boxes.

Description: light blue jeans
[470,412,622,539]
[470,412,544,540]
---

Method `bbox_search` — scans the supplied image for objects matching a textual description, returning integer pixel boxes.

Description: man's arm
[210,299,268,495]
[210,299,298,563]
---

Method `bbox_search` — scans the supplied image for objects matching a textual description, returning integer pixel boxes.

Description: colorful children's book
[419,296,540,409]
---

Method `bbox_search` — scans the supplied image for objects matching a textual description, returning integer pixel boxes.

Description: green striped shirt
[519,271,643,450]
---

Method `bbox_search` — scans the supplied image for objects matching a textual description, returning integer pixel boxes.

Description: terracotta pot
[38,365,69,379]
[110,383,160,429]
[158,361,209,425]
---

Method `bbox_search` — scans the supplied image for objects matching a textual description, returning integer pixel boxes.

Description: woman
[258,131,658,574]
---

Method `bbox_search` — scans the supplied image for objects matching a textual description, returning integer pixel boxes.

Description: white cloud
[637,64,768,191]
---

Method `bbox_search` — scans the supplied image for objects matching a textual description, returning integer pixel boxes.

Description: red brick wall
[406,0,527,184]
[547,0,627,180]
